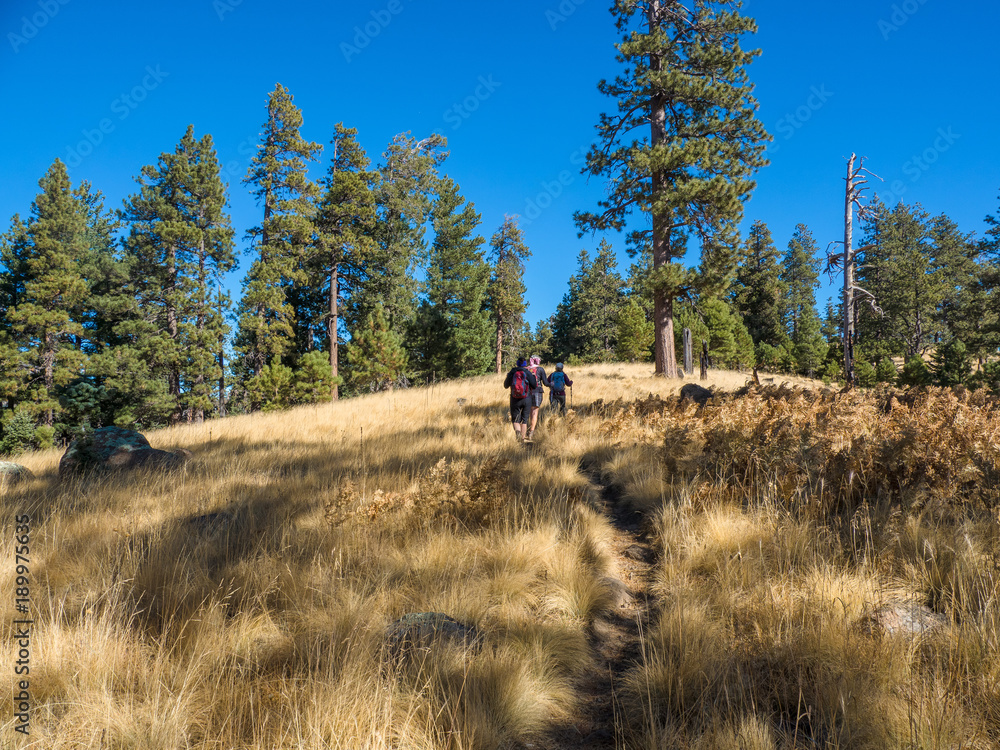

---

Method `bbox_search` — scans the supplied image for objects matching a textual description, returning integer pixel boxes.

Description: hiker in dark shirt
[526,355,549,440]
[547,362,574,415]
[503,357,538,442]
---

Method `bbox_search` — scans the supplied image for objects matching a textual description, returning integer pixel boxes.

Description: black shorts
[510,397,531,424]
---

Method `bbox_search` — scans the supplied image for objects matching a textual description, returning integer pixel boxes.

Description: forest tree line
[2,82,1000,454]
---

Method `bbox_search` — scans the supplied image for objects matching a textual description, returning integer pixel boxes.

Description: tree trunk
[43,330,54,426]
[168,244,181,423]
[649,0,678,378]
[495,314,504,374]
[218,347,226,417]
[217,280,227,417]
[843,155,856,386]
[329,265,339,400]
[194,233,206,424]
[683,328,692,375]
[252,192,273,378]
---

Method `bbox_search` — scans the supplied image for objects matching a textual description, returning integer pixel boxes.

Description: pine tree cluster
[3,71,1000,453]
[0,85,537,448]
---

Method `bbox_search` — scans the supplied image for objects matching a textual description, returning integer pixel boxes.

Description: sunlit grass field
[2,363,999,748]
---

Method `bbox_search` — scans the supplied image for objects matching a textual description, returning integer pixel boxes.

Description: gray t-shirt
[528,366,548,394]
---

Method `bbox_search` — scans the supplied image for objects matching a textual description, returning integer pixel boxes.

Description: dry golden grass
[4,365,998,749]
[587,379,1000,749]
[0,366,649,749]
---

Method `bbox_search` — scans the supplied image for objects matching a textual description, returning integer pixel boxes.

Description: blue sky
[1,0,998,326]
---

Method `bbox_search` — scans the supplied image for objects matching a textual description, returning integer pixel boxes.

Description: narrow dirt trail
[530,464,659,750]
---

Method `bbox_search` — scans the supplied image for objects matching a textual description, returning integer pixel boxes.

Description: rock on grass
[0,462,34,484]
[58,426,188,480]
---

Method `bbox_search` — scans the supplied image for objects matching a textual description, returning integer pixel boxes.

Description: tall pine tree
[879,203,939,357]
[118,126,235,424]
[731,220,789,367]
[486,216,531,373]
[314,123,376,399]
[0,216,31,413]
[552,241,625,362]
[575,1,769,377]
[980,190,1000,360]
[358,133,447,344]
[930,215,991,366]
[781,224,826,376]
[411,178,492,381]
[8,160,89,426]
[235,84,321,384]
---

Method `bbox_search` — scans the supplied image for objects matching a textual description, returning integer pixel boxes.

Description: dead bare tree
[826,153,883,386]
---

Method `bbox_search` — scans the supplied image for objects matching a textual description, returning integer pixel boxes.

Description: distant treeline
[2,82,999,453]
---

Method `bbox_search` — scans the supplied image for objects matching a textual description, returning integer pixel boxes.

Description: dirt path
[530,464,659,749]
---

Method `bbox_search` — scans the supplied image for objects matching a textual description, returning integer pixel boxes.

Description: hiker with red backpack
[503,357,538,442]
[526,355,549,441]
[548,362,573,415]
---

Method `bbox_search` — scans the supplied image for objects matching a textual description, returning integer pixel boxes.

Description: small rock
[860,601,948,638]
[602,577,634,609]
[623,544,654,563]
[0,462,34,484]
[385,613,483,660]
[679,383,713,407]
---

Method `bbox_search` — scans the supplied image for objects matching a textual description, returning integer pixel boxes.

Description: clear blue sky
[2,0,998,326]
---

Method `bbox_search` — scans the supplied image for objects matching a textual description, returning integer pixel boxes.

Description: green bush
[0,411,38,456]
[247,362,295,412]
[34,425,55,450]
[820,359,842,383]
[898,355,932,387]
[874,357,898,384]
[970,359,1000,394]
[931,339,972,387]
[854,358,877,388]
[291,350,341,405]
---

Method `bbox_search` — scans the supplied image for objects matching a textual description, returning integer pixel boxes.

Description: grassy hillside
[2,364,999,749]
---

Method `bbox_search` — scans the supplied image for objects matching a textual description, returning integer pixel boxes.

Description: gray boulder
[0,462,34,484]
[679,383,713,406]
[59,427,188,479]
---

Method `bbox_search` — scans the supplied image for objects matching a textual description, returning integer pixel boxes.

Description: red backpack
[511,369,530,399]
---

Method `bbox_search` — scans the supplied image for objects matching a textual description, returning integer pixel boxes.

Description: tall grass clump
[595,383,1000,748]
